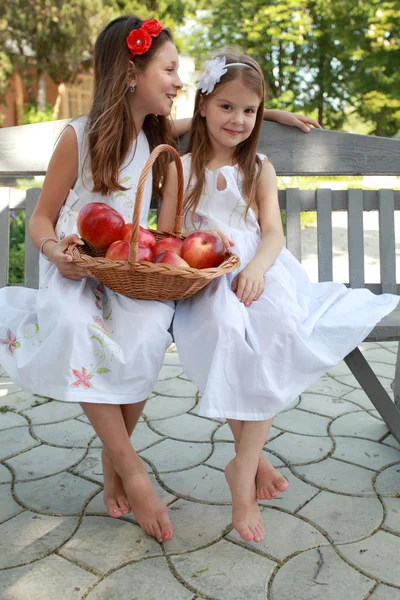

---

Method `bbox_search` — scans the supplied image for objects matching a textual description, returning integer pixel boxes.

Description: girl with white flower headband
[159,49,399,544]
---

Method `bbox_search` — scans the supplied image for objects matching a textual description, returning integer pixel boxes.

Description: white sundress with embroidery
[0,116,174,404]
[173,153,399,420]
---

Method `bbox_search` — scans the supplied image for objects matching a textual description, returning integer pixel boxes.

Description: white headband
[196,56,253,95]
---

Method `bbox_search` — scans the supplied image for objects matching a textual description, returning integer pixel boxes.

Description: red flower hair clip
[127,20,163,58]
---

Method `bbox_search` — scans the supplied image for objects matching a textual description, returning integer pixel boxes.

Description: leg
[228,419,288,500]
[81,402,173,543]
[101,401,146,518]
[225,420,270,543]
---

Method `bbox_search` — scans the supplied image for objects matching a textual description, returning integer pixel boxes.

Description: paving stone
[150,413,218,442]
[278,397,301,413]
[339,530,400,586]
[327,362,353,377]
[369,584,400,600]
[86,557,193,600]
[163,351,183,366]
[227,507,327,559]
[330,411,388,440]
[0,463,12,483]
[140,438,211,472]
[153,378,198,397]
[338,373,393,393]
[0,410,28,430]
[0,378,22,396]
[33,419,95,447]
[14,472,101,515]
[267,432,333,465]
[22,401,84,424]
[1,390,51,411]
[384,434,400,450]
[258,467,320,512]
[273,409,330,436]
[332,437,400,470]
[60,516,161,573]
[157,364,184,380]
[143,394,197,420]
[0,554,97,600]
[161,465,230,503]
[298,491,383,543]
[298,393,358,418]
[0,484,24,523]
[270,545,374,600]
[342,388,376,410]
[295,458,375,495]
[206,443,284,470]
[375,464,400,497]
[0,511,77,568]
[6,445,85,481]
[382,498,400,534]
[164,500,232,553]
[130,421,165,451]
[171,539,275,600]
[362,348,397,364]
[0,425,40,460]
[306,375,356,398]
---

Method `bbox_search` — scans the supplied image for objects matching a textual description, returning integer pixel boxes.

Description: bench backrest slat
[285,188,302,261]
[316,189,333,282]
[24,189,40,289]
[379,189,397,294]
[348,189,365,289]
[0,188,10,288]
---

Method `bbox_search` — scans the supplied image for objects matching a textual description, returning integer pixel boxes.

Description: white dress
[173,154,399,421]
[0,116,174,404]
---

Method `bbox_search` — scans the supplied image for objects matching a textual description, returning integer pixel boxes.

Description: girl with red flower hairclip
[0,12,322,549]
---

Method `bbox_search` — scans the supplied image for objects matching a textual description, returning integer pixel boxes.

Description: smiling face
[199,79,261,155]
[132,41,182,117]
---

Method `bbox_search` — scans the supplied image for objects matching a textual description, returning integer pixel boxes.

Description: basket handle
[129,144,184,263]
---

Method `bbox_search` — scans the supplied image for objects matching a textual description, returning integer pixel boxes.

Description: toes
[106,502,122,518]
[117,495,130,515]
[159,512,174,542]
[276,477,289,493]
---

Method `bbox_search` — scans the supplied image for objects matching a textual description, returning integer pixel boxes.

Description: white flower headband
[196,56,253,95]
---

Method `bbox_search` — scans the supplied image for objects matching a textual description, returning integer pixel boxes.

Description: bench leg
[344,347,400,443]
[394,343,400,410]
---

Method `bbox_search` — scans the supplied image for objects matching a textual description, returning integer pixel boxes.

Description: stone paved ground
[1,342,400,600]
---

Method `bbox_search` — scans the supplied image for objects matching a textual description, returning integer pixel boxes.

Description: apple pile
[77,203,227,269]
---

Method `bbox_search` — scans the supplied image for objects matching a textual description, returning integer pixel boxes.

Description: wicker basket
[69,144,240,300]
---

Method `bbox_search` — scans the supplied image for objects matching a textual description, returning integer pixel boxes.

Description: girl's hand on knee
[47,235,94,280]
[231,263,264,307]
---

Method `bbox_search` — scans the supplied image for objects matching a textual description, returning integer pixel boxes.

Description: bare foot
[225,459,265,543]
[123,464,173,543]
[101,449,130,518]
[256,454,289,501]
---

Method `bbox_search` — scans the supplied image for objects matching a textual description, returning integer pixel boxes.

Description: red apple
[105,240,129,261]
[153,251,190,267]
[77,202,125,250]
[152,237,183,258]
[105,240,153,262]
[122,224,156,247]
[181,232,226,269]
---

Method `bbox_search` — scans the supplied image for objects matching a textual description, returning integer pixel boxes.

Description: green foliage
[9,211,25,284]
[22,104,54,125]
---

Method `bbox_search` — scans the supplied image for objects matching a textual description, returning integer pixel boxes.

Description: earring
[129,85,136,93]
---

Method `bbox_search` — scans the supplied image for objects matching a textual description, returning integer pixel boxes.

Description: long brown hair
[186,49,265,224]
[87,16,175,196]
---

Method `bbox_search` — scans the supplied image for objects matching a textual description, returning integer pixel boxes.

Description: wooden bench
[1,119,400,441]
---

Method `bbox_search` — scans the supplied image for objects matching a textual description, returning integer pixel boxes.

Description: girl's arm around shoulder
[169,118,191,138]
[158,160,180,232]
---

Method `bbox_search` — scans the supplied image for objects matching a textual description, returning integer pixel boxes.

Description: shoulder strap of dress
[68,116,89,174]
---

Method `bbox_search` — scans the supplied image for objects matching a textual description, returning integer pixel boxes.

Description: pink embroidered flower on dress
[93,316,108,335]
[71,367,93,389]
[0,329,19,356]
[194,213,209,227]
